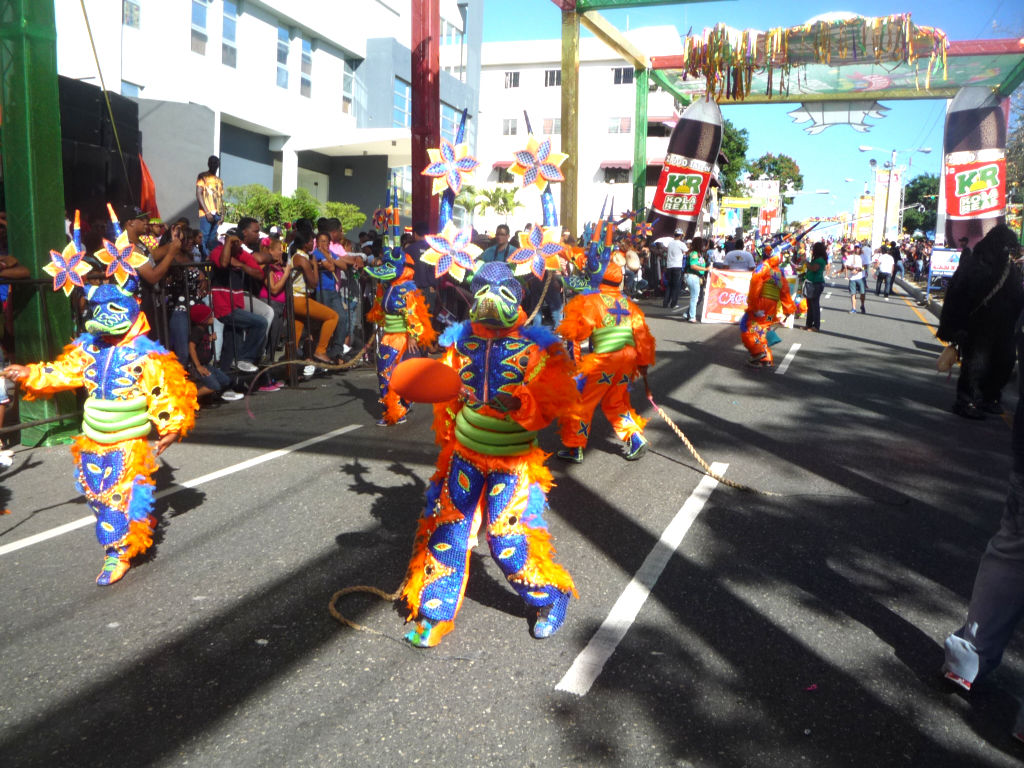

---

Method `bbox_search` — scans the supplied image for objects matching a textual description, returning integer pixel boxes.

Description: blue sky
[481,0,1024,222]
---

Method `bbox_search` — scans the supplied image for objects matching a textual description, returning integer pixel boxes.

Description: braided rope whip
[642,373,779,496]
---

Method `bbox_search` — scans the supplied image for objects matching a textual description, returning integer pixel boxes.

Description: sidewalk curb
[895,276,943,320]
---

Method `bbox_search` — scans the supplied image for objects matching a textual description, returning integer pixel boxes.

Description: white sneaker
[220,391,244,401]
[236,360,258,373]
[0,449,13,469]
[302,364,316,378]
[342,343,352,354]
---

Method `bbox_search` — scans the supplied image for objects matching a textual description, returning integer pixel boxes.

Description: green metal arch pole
[632,68,648,221]
[560,10,579,238]
[0,0,77,446]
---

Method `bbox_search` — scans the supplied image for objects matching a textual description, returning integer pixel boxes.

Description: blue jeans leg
[168,309,190,365]
[685,273,701,320]
[217,308,268,371]
[199,215,220,254]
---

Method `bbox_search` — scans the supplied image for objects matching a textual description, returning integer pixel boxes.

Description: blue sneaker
[556,447,584,464]
[529,590,570,639]
[624,433,648,461]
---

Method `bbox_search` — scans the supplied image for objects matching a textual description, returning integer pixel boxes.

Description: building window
[544,69,561,87]
[441,104,459,143]
[393,78,411,128]
[504,71,520,89]
[608,117,631,134]
[612,67,634,85]
[502,118,517,136]
[300,39,312,98]
[497,168,515,184]
[120,81,141,98]
[222,0,237,68]
[604,167,631,184]
[276,26,289,89]
[342,57,355,114]
[543,117,561,135]
[190,0,209,55]
[122,0,140,29]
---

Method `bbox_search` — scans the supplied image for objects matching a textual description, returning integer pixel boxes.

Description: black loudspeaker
[58,76,102,145]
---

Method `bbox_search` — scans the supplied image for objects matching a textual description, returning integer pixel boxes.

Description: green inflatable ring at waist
[382,313,408,334]
[591,326,635,354]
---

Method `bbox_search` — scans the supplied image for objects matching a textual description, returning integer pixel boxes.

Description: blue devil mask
[84,278,141,336]
[468,262,523,328]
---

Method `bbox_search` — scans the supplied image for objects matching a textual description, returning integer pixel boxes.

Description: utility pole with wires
[0,0,78,446]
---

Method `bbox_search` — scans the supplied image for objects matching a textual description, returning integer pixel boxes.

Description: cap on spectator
[674,228,684,235]
[189,304,213,324]
[148,216,163,225]
[119,205,150,222]
[268,225,282,238]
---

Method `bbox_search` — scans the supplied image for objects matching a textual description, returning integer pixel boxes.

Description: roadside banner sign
[702,268,799,324]
[929,247,960,277]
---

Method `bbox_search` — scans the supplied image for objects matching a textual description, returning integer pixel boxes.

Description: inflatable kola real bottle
[943,86,1007,248]
[649,96,723,241]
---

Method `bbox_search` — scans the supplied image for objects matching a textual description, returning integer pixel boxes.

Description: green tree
[223,184,284,224]
[454,184,479,212]
[901,173,939,235]
[475,187,523,223]
[747,153,804,216]
[281,188,322,224]
[719,119,750,196]
[323,201,367,232]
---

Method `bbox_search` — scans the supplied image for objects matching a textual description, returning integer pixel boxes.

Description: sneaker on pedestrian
[258,380,283,392]
[236,360,258,373]
[220,390,244,401]
[688,318,698,324]
[952,400,985,420]
[980,399,1004,415]
[884,297,890,301]
[302,364,316,378]
[860,306,866,314]
[849,309,857,314]
[342,343,352,355]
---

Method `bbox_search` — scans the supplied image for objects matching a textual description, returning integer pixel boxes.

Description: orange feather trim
[556,294,598,343]
[382,388,406,424]
[404,290,438,348]
[511,526,579,598]
[399,515,443,619]
[143,351,198,438]
[123,517,156,559]
[22,342,90,400]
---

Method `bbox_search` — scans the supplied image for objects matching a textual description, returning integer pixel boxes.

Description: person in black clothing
[938,224,1024,420]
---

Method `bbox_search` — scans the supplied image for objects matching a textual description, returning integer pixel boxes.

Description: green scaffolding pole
[0,0,78,446]
[632,68,648,221]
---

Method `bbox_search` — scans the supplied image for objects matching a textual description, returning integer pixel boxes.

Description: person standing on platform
[196,155,223,255]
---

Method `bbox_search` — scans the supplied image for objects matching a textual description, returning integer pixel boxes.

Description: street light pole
[859,145,931,246]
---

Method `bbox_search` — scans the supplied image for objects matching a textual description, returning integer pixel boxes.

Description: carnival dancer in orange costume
[365,249,437,426]
[2,225,197,585]
[556,221,655,463]
[740,246,797,368]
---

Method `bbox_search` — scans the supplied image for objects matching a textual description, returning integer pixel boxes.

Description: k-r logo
[665,173,703,194]
[955,164,1000,197]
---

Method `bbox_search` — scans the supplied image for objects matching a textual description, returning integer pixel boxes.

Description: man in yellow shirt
[196,155,224,254]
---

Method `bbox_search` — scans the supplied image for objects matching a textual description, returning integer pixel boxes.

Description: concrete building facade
[474,26,683,237]
[55,0,481,235]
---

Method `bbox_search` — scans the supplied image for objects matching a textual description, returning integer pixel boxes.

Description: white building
[474,26,683,236]
[54,0,481,231]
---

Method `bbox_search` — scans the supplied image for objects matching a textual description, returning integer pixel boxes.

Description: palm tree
[476,187,523,224]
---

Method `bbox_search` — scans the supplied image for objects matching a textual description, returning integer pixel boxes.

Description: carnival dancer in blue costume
[2,221,197,585]
[399,114,578,647]
[399,261,580,647]
[365,249,437,426]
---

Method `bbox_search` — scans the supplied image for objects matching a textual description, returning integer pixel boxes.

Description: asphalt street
[1,281,1022,767]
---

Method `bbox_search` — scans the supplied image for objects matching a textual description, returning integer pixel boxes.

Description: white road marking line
[555,462,727,697]
[0,424,363,557]
[774,343,801,375]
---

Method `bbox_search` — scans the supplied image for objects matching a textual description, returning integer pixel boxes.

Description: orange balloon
[391,357,462,403]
